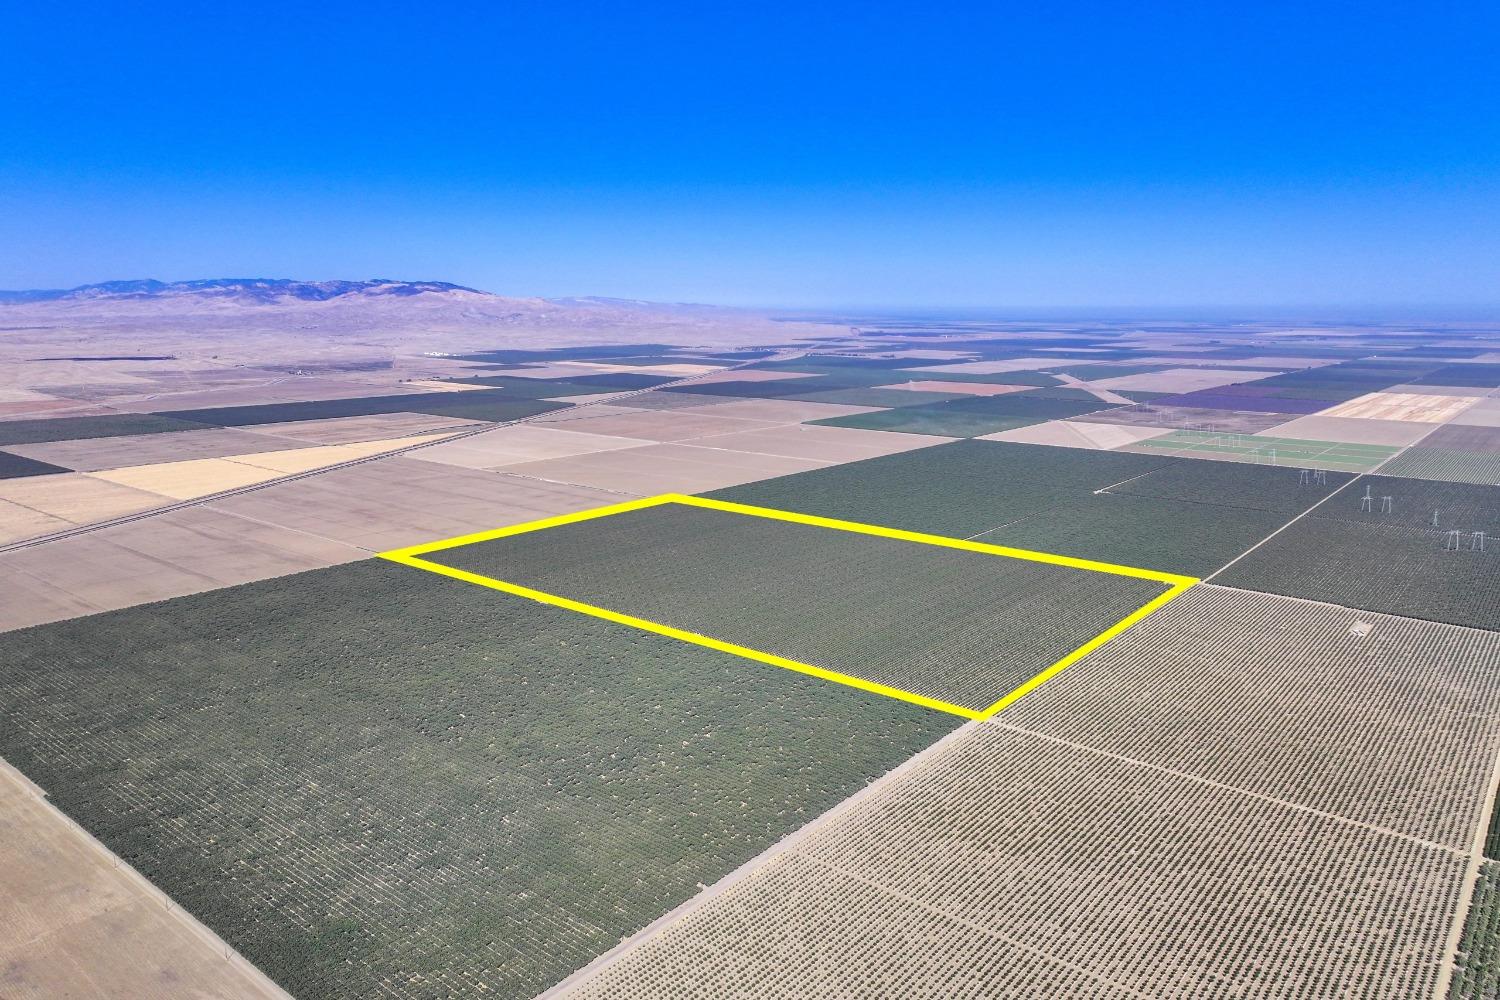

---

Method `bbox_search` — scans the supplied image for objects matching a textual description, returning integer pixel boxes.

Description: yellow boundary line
[379,494,1197,720]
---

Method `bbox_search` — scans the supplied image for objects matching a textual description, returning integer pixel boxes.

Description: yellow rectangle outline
[378,493,1197,721]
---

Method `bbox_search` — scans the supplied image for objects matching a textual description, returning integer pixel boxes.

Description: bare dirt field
[242,411,486,444]
[877,379,1035,396]
[0,473,166,527]
[979,419,1176,450]
[1320,392,1482,422]
[682,423,950,463]
[3,426,310,471]
[0,761,287,1000]
[0,506,365,633]
[403,425,646,470]
[529,408,785,442]
[496,443,833,495]
[690,397,884,422]
[1088,367,1283,392]
[1252,413,1436,446]
[89,457,287,499]
[202,456,628,551]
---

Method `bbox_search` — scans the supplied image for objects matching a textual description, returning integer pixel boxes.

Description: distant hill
[0,278,484,305]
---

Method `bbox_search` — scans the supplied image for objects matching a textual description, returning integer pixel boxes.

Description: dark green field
[157,389,570,427]
[424,501,1168,710]
[0,412,211,445]
[0,449,70,478]
[0,559,956,999]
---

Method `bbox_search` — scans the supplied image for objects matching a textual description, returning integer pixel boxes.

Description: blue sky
[2,2,1497,310]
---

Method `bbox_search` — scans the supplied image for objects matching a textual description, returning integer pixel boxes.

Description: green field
[0,559,956,999]
[422,502,1168,711]
[1215,517,1500,632]
[0,413,211,445]
[711,440,1178,538]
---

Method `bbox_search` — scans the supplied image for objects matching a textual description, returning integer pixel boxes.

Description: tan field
[202,456,628,552]
[1252,413,1436,446]
[1088,367,1282,392]
[684,369,819,384]
[0,473,166,526]
[533,408,785,442]
[0,506,366,633]
[903,357,1081,375]
[684,423,950,462]
[89,458,287,499]
[404,424,645,470]
[1320,391,1482,422]
[878,379,1034,396]
[83,432,456,498]
[0,761,288,1000]
[497,442,831,495]
[689,397,883,421]
[980,419,1176,450]
[223,431,458,473]
[0,500,72,544]
[4,426,310,471]
[245,411,486,444]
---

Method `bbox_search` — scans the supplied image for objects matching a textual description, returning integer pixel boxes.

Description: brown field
[692,397,883,421]
[0,501,71,544]
[243,411,486,444]
[222,431,457,473]
[0,506,364,633]
[529,408,784,442]
[685,369,819,384]
[1453,398,1500,428]
[877,379,1035,396]
[0,474,166,526]
[496,442,831,495]
[3,427,310,471]
[1251,413,1436,446]
[404,424,645,470]
[89,458,287,499]
[1320,392,1482,423]
[0,761,287,1000]
[683,423,950,462]
[979,419,1175,450]
[1088,367,1282,392]
[902,357,1075,375]
[201,456,626,551]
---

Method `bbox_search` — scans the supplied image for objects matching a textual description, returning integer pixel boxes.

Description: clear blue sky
[3,2,1497,310]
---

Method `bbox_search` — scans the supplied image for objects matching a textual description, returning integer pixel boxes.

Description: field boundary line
[0,756,294,1000]
[1434,705,1500,997]
[379,494,1198,721]
[531,721,985,1000]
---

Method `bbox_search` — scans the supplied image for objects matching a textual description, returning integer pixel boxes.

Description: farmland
[5,300,1500,998]
[419,500,1171,712]
[0,558,955,999]
[1214,517,1500,632]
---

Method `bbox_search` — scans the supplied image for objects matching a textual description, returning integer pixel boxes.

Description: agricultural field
[419,500,1171,712]
[808,391,1112,437]
[159,388,571,427]
[0,558,956,999]
[0,449,69,479]
[1380,447,1500,486]
[0,413,211,446]
[972,492,1286,576]
[711,439,1177,538]
[1214,517,1500,632]
[559,724,1466,998]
